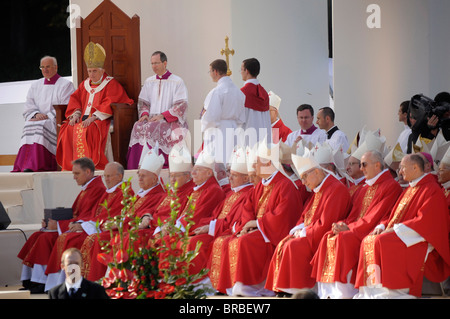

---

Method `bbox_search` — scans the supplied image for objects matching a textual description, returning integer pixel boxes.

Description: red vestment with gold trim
[355,174,450,297]
[56,73,133,171]
[311,171,402,285]
[214,172,302,293]
[17,176,105,267]
[265,175,351,292]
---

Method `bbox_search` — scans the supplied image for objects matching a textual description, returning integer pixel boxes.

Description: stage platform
[0,169,168,287]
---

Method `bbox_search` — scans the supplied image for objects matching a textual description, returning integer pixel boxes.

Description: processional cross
[221,36,235,76]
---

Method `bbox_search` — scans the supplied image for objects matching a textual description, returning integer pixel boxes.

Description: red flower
[102,277,113,289]
[159,260,170,269]
[154,291,166,299]
[115,249,129,264]
[97,253,113,266]
[111,234,120,246]
[175,277,187,286]
[171,268,184,276]
[170,248,183,257]
[161,284,175,294]
[118,268,133,282]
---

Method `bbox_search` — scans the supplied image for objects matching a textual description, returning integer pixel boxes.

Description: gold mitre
[84,42,106,69]
[384,143,405,167]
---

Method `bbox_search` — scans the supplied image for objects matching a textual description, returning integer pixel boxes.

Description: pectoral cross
[221,36,235,76]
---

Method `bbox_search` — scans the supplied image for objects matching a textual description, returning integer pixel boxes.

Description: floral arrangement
[97,179,210,299]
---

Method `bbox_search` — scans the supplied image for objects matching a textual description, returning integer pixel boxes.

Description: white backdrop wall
[69,0,330,150]
[2,0,450,169]
[332,0,450,148]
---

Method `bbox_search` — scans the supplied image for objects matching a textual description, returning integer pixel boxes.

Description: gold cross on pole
[221,36,235,76]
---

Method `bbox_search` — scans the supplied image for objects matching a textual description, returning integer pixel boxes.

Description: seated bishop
[264,150,351,296]
[149,141,195,237]
[216,140,303,297]
[354,154,450,299]
[187,147,254,287]
[17,157,105,293]
[310,150,402,299]
[85,146,167,282]
[165,150,225,236]
[43,162,130,292]
[156,150,225,280]
[268,91,292,144]
[56,42,133,171]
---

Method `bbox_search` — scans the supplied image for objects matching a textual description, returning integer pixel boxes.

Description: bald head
[103,162,124,189]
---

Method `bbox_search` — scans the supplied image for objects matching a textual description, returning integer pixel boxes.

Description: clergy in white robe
[396,101,412,154]
[285,104,327,148]
[240,58,272,147]
[13,56,74,172]
[127,51,189,169]
[316,107,349,152]
[201,59,246,165]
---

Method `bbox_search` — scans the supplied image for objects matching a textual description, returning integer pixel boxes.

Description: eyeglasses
[360,162,371,168]
[347,162,360,166]
[39,65,54,70]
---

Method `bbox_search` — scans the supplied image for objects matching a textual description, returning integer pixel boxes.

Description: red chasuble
[265,175,351,292]
[85,185,165,282]
[240,82,269,112]
[44,184,128,277]
[272,119,292,143]
[145,179,196,237]
[214,172,302,293]
[311,171,402,285]
[56,73,133,171]
[185,184,253,279]
[17,176,105,267]
[355,174,450,297]
[176,177,225,234]
[348,178,366,199]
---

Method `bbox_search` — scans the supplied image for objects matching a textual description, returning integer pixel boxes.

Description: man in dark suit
[48,248,109,299]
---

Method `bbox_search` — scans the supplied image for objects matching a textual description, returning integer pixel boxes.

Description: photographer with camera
[406,93,450,153]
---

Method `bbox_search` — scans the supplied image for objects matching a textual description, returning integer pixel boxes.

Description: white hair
[40,56,58,66]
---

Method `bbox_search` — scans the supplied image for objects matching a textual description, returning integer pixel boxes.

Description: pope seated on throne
[56,42,133,171]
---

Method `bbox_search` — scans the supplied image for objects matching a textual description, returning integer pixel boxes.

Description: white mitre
[230,146,248,175]
[268,91,282,110]
[195,149,215,170]
[140,142,165,176]
[169,142,192,173]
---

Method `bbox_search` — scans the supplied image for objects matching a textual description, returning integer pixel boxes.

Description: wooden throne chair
[54,0,140,168]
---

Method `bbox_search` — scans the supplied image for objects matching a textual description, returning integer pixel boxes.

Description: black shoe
[276,292,292,298]
[19,279,31,290]
[29,283,45,294]
[23,169,34,172]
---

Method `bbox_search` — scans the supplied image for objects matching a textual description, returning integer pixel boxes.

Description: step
[0,189,28,207]
[0,172,34,190]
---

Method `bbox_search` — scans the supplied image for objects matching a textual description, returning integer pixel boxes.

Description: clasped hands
[138,114,164,123]
[68,114,97,127]
[30,113,48,121]
[236,220,258,237]
[331,221,350,235]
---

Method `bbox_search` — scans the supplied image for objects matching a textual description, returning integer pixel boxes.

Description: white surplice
[201,76,246,164]
[21,76,74,154]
